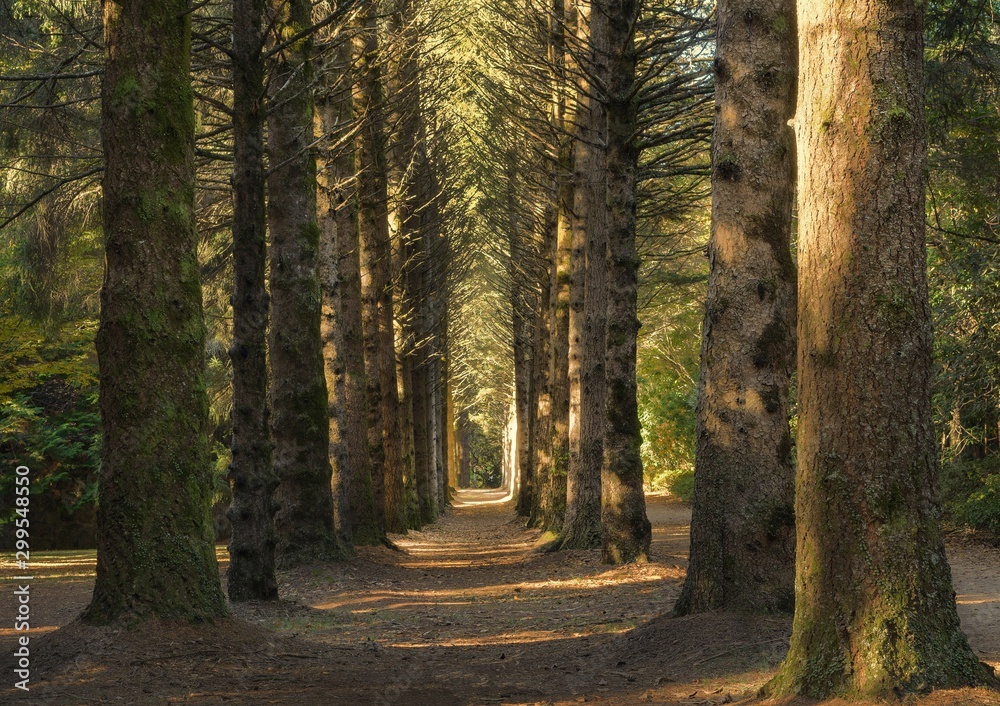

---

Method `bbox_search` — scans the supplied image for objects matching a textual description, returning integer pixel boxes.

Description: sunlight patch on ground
[957,595,998,606]
[390,629,619,648]
[311,571,677,611]
[351,601,473,613]
[0,626,58,637]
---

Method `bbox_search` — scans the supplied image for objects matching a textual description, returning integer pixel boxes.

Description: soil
[2,488,998,705]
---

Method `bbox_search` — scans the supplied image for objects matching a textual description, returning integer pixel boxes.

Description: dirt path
[268,489,685,652]
[3,489,999,704]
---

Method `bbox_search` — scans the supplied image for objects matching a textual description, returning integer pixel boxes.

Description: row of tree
[476,0,1000,697]
[471,0,713,560]
[676,0,998,699]
[0,0,470,618]
[2,0,1000,699]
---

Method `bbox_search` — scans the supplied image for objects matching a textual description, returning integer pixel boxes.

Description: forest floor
[2,489,1000,705]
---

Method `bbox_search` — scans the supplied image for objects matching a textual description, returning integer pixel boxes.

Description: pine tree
[675,0,796,615]
[266,0,344,565]
[598,0,651,564]
[764,0,997,696]
[85,0,226,622]
[227,0,278,600]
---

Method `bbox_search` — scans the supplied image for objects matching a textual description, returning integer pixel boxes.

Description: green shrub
[939,456,1000,533]
[0,388,101,545]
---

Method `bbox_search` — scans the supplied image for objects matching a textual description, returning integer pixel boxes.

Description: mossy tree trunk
[674,0,796,616]
[227,0,278,601]
[355,0,408,533]
[561,0,605,550]
[599,0,651,564]
[85,0,226,623]
[764,0,997,697]
[266,0,344,566]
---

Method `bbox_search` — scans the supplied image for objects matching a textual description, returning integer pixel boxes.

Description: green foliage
[940,456,1000,533]
[925,1,1000,534]
[0,388,100,529]
[466,419,503,489]
[636,213,707,502]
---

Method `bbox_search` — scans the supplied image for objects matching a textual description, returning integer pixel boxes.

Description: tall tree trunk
[600,0,651,564]
[411,144,437,524]
[85,0,226,622]
[266,0,344,566]
[510,161,536,518]
[437,300,452,510]
[227,0,278,601]
[317,133,351,547]
[530,207,556,529]
[323,31,386,547]
[354,1,408,534]
[317,27,355,548]
[561,0,604,550]
[412,347,435,522]
[389,0,429,527]
[763,0,996,697]
[544,0,572,535]
[674,0,796,616]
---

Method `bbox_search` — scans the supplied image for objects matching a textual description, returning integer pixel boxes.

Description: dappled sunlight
[311,568,679,612]
[0,626,58,637]
[957,595,999,606]
[389,628,625,648]
[449,488,515,507]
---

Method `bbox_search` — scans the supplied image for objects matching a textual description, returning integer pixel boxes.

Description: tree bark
[763,0,997,697]
[227,0,279,601]
[411,146,437,523]
[85,0,226,622]
[530,208,556,529]
[600,0,651,564]
[674,0,796,616]
[437,299,452,510]
[389,0,430,527]
[561,0,604,550]
[354,1,408,534]
[544,0,573,535]
[266,0,344,566]
[509,160,536,518]
[323,30,386,548]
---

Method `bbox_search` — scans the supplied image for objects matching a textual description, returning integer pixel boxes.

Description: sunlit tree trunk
[85,0,226,622]
[389,0,429,527]
[317,30,386,547]
[599,0,651,564]
[530,204,556,528]
[561,0,604,549]
[317,122,351,547]
[514,301,536,514]
[544,0,573,534]
[227,0,278,600]
[355,1,408,534]
[509,159,536,517]
[763,0,996,697]
[674,0,796,616]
